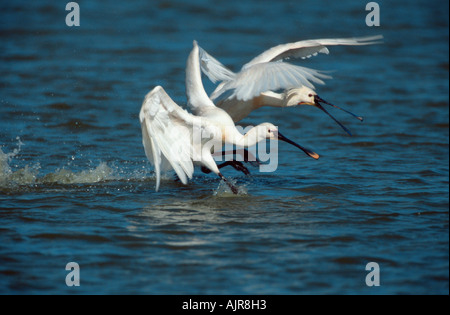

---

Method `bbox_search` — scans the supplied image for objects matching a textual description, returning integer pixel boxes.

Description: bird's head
[285,86,317,107]
[257,123,279,141]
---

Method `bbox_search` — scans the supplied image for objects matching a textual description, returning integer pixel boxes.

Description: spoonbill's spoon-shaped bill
[314,95,364,122]
[276,131,319,160]
[312,94,364,136]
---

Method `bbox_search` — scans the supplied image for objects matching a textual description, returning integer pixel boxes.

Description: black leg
[201,161,250,175]
[225,161,250,175]
[218,172,239,194]
[220,149,261,167]
[201,166,212,174]
[201,166,211,174]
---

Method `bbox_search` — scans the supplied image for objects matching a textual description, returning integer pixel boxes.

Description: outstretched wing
[242,35,383,69]
[209,35,382,102]
[139,86,203,191]
[198,44,236,84]
[210,62,331,101]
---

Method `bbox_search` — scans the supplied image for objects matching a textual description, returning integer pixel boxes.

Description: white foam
[40,162,117,184]
[0,138,39,188]
[213,178,248,196]
[0,140,118,188]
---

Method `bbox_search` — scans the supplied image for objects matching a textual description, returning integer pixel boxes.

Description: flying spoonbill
[139,41,319,194]
[197,35,383,135]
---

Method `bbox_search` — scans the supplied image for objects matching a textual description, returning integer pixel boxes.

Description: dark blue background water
[0,0,448,294]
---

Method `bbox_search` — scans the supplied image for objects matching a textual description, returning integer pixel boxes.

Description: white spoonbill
[197,35,383,134]
[139,41,319,194]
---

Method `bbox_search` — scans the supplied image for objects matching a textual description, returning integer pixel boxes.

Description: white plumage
[198,35,382,131]
[140,41,319,193]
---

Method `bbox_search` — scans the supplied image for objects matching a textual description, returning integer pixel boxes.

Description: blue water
[0,0,448,294]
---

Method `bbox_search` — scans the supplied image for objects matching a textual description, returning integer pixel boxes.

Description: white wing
[140,85,204,191]
[205,35,382,102]
[198,44,236,84]
[210,62,331,101]
[186,40,223,113]
[242,35,383,69]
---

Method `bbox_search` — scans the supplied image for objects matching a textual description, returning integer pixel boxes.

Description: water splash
[0,138,39,188]
[0,139,118,189]
[40,162,117,184]
[0,137,23,175]
[213,178,248,196]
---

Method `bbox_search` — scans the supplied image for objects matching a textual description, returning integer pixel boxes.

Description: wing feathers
[198,45,236,84]
[211,62,331,101]
[243,35,383,68]
[140,86,198,191]
[202,35,381,102]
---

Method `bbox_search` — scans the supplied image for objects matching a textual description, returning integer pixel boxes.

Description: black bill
[276,131,319,160]
[314,95,364,136]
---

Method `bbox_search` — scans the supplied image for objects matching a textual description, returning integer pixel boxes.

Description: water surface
[0,0,448,294]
